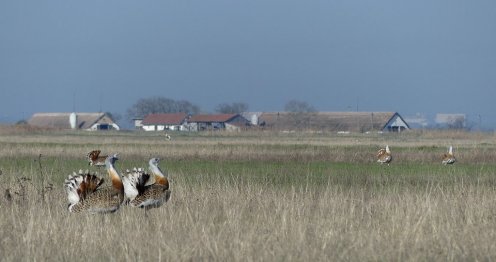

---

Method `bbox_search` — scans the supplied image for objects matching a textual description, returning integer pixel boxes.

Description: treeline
[124,97,316,122]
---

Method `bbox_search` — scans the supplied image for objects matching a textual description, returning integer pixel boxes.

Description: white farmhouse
[141,113,189,131]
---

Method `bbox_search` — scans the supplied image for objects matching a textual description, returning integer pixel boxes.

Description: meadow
[1,126,496,261]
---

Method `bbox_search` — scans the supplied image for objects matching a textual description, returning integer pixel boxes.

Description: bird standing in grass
[442,146,456,165]
[64,154,124,213]
[377,145,392,165]
[122,158,170,210]
[148,157,169,189]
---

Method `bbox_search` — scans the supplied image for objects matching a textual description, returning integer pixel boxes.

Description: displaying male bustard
[64,154,124,213]
[442,146,456,165]
[165,133,172,141]
[121,158,170,209]
[377,145,392,165]
[148,157,170,189]
[87,150,107,167]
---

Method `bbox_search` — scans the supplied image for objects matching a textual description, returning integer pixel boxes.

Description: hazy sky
[1,0,496,128]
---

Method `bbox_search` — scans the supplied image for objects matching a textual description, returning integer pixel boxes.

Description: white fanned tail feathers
[64,170,122,213]
[122,168,150,202]
[122,158,171,210]
[64,172,85,206]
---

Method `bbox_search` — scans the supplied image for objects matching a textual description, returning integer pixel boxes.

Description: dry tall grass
[1,129,496,261]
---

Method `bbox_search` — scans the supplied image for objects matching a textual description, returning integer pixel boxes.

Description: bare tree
[106,112,122,122]
[448,118,465,130]
[215,102,249,114]
[126,97,200,120]
[284,100,316,113]
[282,100,317,130]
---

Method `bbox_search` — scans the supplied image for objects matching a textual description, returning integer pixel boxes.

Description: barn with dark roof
[257,112,409,132]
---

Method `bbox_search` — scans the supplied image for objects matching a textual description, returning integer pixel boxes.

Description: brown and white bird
[377,145,392,165]
[64,154,124,213]
[148,157,170,188]
[121,158,170,209]
[442,146,456,165]
[87,150,107,167]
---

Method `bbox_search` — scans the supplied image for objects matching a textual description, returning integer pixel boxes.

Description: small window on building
[98,124,111,130]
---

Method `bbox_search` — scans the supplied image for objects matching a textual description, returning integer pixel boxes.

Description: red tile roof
[142,113,188,125]
[188,114,238,123]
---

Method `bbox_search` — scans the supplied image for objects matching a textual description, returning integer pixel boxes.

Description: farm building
[186,114,250,131]
[257,112,410,132]
[140,113,189,131]
[241,112,263,126]
[28,112,120,130]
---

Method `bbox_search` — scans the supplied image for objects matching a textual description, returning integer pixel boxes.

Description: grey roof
[28,112,117,129]
[258,112,407,132]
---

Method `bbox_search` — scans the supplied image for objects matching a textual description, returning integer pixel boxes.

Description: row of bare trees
[125,97,316,122]
[109,97,474,130]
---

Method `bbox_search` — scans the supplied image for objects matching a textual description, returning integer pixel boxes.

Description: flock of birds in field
[376,145,456,166]
[63,150,170,214]
[64,145,456,214]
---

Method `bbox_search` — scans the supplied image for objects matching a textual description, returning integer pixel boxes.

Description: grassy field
[1,126,496,261]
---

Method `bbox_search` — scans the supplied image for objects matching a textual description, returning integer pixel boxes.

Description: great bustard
[377,145,392,165]
[64,154,124,213]
[87,150,108,167]
[148,157,170,188]
[442,146,456,165]
[121,158,170,209]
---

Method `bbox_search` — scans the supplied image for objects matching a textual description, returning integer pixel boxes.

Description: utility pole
[371,112,374,131]
[478,114,482,131]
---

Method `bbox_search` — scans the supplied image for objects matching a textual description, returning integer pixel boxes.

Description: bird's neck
[107,165,123,191]
[150,165,168,186]
[150,165,165,177]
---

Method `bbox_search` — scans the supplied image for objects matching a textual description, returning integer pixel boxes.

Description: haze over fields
[1,1,495,129]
